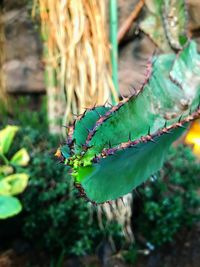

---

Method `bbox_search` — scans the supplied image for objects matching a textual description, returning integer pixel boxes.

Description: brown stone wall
[2,0,200,95]
[2,1,44,94]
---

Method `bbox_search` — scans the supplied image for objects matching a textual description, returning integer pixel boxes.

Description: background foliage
[1,97,200,260]
[135,145,200,246]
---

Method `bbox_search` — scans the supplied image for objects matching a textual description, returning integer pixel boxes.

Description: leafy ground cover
[0,97,199,266]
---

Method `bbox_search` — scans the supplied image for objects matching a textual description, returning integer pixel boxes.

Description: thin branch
[117,0,145,44]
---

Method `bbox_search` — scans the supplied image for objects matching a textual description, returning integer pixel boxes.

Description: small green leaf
[0,195,22,219]
[0,180,11,195]
[10,148,30,166]
[4,173,29,195]
[60,145,70,159]
[0,165,14,176]
[0,125,19,155]
[140,13,170,52]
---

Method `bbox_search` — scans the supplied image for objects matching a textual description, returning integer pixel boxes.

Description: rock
[0,250,13,267]
[2,8,45,93]
[3,57,44,93]
[3,0,27,11]
[3,9,42,61]
[188,0,200,30]
[118,0,138,27]
[2,0,200,95]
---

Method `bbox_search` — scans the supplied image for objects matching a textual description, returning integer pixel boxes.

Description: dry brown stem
[117,0,145,44]
[36,0,118,132]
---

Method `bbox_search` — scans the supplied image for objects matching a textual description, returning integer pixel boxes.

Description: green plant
[15,126,103,256]
[0,125,30,219]
[122,244,138,264]
[140,0,187,51]
[135,145,200,246]
[58,38,200,204]
[0,98,124,256]
[0,96,48,132]
[1,98,199,258]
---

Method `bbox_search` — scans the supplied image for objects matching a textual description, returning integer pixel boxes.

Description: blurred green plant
[0,125,30,219]
[122,244,138,265]
[0,96,48,132]
[1,98,199,258]
[0,98,123,256]
[21,125,200,256]
[13,125,104,256]
[135,145,200,246]
[0,97,92,252]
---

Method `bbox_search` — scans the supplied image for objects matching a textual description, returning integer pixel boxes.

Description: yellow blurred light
[55,148,61,158]
[185,121,200,157]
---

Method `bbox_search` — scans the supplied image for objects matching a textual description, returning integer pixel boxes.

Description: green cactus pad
[140,0,187,51]
[170,41,200,110]
[82,41,200,160]
[163,0,188,50]
[73,106,110,153]
[59,41,200,204]
[76,127,186,203]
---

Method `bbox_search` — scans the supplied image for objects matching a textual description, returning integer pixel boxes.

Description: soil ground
[0,223,200,267]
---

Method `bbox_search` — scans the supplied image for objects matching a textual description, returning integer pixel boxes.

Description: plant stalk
[0,153,9,165]
[109,0,119,103]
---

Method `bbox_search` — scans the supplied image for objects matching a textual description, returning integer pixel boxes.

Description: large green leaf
[82,41,200,160]
[10,148,30,166]
[60,41,200,203]
[77,127,185,203]
[0,125,19,155]
[0,195,22,219]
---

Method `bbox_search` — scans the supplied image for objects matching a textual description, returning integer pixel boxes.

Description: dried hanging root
[36,0,118,133]
[36,0,132,242]
[96,193,134,243]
